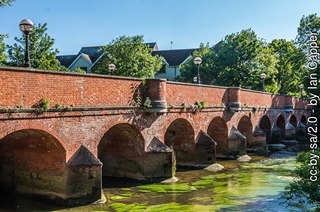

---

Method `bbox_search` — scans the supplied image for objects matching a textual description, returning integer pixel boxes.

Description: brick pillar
[145,78,167,113]
[227,87,241,111]
[285,96,293,112]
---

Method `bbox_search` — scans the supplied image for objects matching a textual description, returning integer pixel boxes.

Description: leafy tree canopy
[296,14,320,53]
[179,29,279,92]
[7,23,62,71]
[0,0,14,7]
[269,39,307,95]
[91,35,162,78]
[0,34,7,65]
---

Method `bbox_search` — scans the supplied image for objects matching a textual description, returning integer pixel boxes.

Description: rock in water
[237,154,252,162]
[204,163,224,172]
[160,177,179,184]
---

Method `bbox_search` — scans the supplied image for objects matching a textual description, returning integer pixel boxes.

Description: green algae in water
[241,158,296,172]
[110,202,216,212]
[110,203,148,212]
[137,183,197,193]
[189,196,212,201]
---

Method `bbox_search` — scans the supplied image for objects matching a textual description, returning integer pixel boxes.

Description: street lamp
[19,19,35,68]
[108,63,116,75]
[193,57,202,84]
[299,84,304,98]
[260,72,266,92]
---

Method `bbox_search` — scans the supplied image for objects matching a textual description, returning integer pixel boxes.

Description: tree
[0,0,14,7]
[178,43,216,84]
[284,151,320,205]
[269,39,307,95]
[0,34,7,65]
[296,14,320,53]
[91,35,162,78]
[7,23,62,71]
[179,29,278,92]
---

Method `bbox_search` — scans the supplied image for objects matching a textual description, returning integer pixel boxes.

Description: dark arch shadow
[301,115,307,126]
[289,115,297,128]
[0,129,66,197]
[164,118,195,165]
[276,114,286,138]
[207,117,228,155]
[237,115,253,147]
[259,115,271,143]
[98,123,145,182]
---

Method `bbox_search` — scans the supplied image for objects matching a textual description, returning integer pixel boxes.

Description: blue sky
[1,0,320,55]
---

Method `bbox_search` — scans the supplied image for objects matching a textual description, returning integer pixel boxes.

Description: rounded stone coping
[0,66,143,82]
[167,81,228,89]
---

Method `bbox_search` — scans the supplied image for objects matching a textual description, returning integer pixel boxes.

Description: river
[0,154,314,211]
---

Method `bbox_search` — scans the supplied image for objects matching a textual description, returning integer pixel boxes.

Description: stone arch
[0,129,66,196]
[98,123,145,180]
[164,118,195,164]
[289,115,297,128]
[259,115,271,142]
[276,114,286,138]
[301,115,307,125]
[237,115,253,147]
[207,117,228,155]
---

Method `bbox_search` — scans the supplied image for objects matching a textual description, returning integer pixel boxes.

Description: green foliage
[91,35,162,78]
[32,98,50,112]
[0,0,14,7]
[143,97,152,108]
[74,67,87,73]
[179,28,310,96]
[269,39,307,95]
[296,13,320,98]
[296,14,320,54]
[284,151,320,204]
[7,23,63,71]
[0,34,7,65]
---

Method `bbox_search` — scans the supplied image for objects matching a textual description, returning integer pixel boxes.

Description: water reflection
[0,156,312,211]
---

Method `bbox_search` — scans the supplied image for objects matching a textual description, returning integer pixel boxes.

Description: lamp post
[19,19,35,68]
[260,73,266,92]
[108,63,116,75]
[299,84,304,98]
[193,57,202,84]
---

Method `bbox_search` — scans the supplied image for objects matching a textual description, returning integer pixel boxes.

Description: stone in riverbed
[160,177,179,184]
[237,154,252,162]
[204,163,224,172]
[268,144,286,150]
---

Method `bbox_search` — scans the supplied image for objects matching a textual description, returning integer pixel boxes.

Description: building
[57,42,197,81]
[152,48,197,81]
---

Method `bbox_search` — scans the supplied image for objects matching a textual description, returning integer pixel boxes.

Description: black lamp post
[260,73,266,92]
[299,84,304,98]
[193,57,202,84]
[108,63,116,75]
[19,19,34,68]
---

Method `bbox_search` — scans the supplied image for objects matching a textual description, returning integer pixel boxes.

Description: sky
[1,0,320,55]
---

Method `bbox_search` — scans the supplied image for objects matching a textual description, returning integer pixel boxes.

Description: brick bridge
[0,67,310,204]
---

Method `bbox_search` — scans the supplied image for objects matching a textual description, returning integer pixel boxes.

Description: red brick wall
[0,67,142,108]
[166,82,227,106]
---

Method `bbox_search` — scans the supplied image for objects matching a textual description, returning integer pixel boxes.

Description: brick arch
[259,115,271,142]
[237,115,253,147]
[276,114,286,138]
[0,128,66,195]
[164,118,195,164]
[98,123,145,179]
[289,115,297,128]
[0,123,68,159]
[301,115,307,125]
[207,116,228,155]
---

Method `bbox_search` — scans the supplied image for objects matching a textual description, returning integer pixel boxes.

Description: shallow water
[0,155,313,211]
